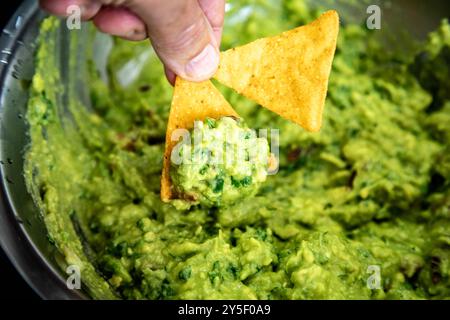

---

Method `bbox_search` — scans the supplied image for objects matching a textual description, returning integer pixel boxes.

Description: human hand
[39,0,225,84]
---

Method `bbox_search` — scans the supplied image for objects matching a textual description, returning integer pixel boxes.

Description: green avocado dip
[170,117,270,207]
[24,0,450,299]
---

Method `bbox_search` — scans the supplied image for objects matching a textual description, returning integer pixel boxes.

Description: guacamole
[24,0,450,299]
[170,117,270,207]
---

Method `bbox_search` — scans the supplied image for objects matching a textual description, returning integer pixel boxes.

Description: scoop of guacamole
[170,117,269,207]
[24,0,450,300]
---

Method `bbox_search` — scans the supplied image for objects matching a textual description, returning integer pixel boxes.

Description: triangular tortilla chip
[161,77,239,201]
[214,10,339,132]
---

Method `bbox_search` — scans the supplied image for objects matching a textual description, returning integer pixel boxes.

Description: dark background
[0,0,39,300]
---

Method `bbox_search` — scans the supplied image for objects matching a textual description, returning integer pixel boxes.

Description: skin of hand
[39,0,225,84]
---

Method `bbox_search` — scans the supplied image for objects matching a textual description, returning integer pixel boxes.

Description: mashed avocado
[170,117,269,207]
[24,0,450,299]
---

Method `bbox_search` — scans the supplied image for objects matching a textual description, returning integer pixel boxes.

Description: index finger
[39,0,101,20]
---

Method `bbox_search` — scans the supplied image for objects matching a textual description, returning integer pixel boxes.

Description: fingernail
[185,44,219,80]
[125,29,147,40]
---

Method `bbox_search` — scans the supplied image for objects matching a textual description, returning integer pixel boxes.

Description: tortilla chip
[161,77,238,201]
[214,10,339,132]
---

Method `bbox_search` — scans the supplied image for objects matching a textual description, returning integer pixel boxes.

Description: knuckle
[157,17,208,54]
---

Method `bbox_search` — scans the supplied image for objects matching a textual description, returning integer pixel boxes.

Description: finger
[127,0,219,82]
[93,6,147,41]
[39,0,102,20]
[164,66,176,86]
[198,0,225,48]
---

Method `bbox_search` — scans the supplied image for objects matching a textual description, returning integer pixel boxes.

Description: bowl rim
[0,0,85,300]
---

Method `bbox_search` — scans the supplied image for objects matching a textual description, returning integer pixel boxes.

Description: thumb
[128,0,220,82]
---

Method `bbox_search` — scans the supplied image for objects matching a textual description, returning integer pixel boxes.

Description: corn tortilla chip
[214,10,339,132]
[161,77,239,201]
